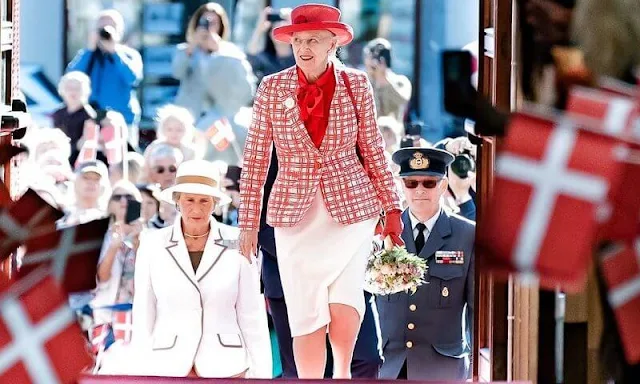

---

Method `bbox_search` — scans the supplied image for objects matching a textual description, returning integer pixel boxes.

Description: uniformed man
[377,147,475,380]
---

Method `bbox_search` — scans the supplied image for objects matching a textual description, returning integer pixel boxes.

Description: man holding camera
[435,136,477,221]
[363,38,412,122]
[67,9,143,146]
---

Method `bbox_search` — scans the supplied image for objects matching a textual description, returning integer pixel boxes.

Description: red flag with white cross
[75,120,100,167]
[18,218,109,293]
[565,86,640,144]
[0,190,64,261]
[0,267,93,383]
[100,122,126,165]
[477,110,628,291]
[205,117,235,151]
[600,239,640,364]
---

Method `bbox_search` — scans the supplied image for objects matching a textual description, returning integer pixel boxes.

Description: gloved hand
[382,209,404,247]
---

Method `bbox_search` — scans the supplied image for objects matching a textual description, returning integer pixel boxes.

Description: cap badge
[409,152,429,170]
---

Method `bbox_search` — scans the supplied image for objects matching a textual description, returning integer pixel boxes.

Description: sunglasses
[155,165,177,174]
[403,179,442,189]
[111,194,135,201]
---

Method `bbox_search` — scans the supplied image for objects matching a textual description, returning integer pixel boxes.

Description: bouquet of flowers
[364,236,428,295]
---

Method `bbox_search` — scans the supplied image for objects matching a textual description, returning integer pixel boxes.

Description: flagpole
[122,123,129,182]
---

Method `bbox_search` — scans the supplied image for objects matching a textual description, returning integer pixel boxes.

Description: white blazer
[129,217,272,378]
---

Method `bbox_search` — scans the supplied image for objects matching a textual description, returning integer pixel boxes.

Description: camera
[267,10,284,22]
[197,15,212,30]
[98,26,114,41]
[405,121,423,137]
[450,149,476,179]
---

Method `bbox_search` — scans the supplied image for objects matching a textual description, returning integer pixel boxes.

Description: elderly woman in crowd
[239,4,402,379]
[60,161,110,227]
[104,160,271,378]
[144,104,197,161]
[52,71,95,163]
[143,143,183,189]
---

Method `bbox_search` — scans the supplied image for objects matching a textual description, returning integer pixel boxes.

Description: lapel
[195,221,227,282]
[419,210,452,260]
[279,66,320,156]
[401,210,416,254]
[278,64,349,155]
[319,65,349,153]
[164,218,227,291]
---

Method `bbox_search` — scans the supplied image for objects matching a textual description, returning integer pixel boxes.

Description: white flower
[284,97,295,109]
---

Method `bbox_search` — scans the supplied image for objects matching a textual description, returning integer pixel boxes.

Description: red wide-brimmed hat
[272,4,353,46]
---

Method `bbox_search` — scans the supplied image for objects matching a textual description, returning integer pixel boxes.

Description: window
[339,0,416,79]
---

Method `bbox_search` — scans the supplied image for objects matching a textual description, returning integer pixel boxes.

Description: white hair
[155,104,195,145]
[146,142,184,166]
[58,71,91,104]
[26,127,72,161]
[97,9,126,37]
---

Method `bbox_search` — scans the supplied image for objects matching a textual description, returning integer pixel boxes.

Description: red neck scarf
[296,63,336,148]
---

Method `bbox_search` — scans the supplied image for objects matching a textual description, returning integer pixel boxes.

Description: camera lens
[98,26,113,40]
[451,155,472,179]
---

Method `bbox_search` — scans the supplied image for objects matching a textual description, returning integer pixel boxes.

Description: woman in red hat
[238,3,404,379]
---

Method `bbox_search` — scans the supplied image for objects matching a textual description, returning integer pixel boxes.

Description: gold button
[442,287,449,297]
[409,304,417,311]
[407,323,415,330]
[406,341,413,348]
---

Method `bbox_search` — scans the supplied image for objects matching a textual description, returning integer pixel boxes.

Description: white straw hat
[160,160,232,206]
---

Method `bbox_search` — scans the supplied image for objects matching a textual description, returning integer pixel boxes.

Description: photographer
[435,136,477,221]
[66,9,143,146]
[172,3,252,120]
[245,7,295,84]
[363,38,412,122]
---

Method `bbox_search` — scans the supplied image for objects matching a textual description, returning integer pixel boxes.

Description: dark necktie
[415,223,426,254]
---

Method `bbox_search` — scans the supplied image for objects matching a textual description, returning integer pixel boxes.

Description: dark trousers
[267,292,382,379]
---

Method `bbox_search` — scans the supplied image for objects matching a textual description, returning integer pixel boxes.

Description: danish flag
[112,310,132,343]
[565,86,640,144]
[598,151,640,241]
[477,110,627,291]
[90,323,113,354]
[0,144,28,208]
[0,190,64,261]
[19,218,109,293]
[205,117,235,151]
[0,267,93,383]
[600,239,640,364]
[75,120,100,167]
[100,122,126,165]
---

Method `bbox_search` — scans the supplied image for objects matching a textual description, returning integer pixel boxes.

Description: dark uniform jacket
[377,208,475,380]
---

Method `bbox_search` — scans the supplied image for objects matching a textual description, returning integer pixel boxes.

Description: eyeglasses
[111,194,135,201]
[403,179,442,189]
[155,165,177,174]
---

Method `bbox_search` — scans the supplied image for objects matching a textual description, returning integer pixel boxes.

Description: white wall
[20,0,64,84]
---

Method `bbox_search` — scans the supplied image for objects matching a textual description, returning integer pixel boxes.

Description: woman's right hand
[239,229,259,263]
[256,7,273,33]
[109,222,126,250]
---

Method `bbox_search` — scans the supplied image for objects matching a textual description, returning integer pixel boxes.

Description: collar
[296,62,334,87]
[409,208,441,234]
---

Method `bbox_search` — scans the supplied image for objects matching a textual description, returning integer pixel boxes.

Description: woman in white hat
[127,160,272,378]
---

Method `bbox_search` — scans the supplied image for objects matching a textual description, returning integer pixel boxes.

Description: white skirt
[274,189,377,337]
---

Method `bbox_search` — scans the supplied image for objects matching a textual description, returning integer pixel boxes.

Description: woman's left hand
[382,209,405,247]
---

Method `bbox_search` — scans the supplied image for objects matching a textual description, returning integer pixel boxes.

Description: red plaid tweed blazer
[239,65,401,231]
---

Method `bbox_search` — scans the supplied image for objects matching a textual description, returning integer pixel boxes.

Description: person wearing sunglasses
[91,180,145,353]
[143,142,184,189]
[376,147,475,381]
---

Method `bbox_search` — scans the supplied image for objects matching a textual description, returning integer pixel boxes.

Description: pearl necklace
[184,230,210,239]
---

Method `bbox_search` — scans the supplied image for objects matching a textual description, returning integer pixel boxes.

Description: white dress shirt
[408,209,441,242]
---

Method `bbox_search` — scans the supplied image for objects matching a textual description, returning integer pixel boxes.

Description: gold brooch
[409,152,429,170]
